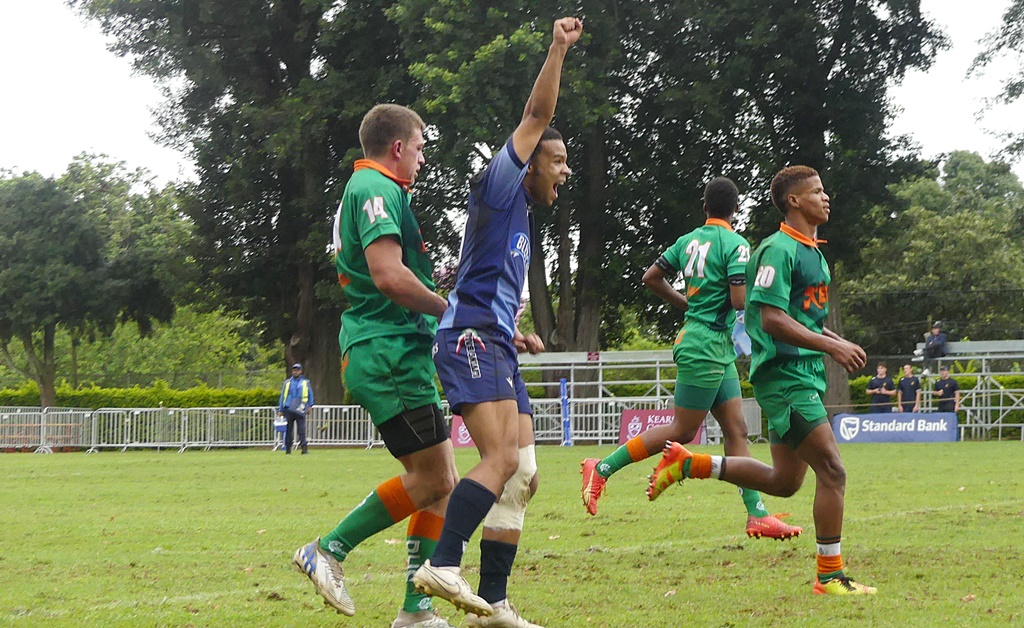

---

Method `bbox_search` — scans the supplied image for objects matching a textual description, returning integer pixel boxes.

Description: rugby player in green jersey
[647,166,876,595]
[580,177,802,540]
[292,104,459,627]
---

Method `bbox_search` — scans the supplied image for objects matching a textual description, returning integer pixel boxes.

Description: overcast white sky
[1,1,1022,185]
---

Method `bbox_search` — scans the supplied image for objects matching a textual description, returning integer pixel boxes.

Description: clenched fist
[553,17,583,48]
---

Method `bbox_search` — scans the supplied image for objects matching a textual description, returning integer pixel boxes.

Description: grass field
[1,442,1022,626]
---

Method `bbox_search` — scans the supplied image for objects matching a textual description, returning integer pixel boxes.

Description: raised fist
[553,17,583,47]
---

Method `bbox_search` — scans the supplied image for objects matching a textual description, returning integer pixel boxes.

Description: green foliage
[65,0,951,378]
[0,379,276,409]
[71,0,422,397]
[390,0,947,351]
[974,0,1024,167]
[0,159,188,405]
[1,445,1022,624]
[0,173,106,334]
[0,173,108,405]
[843,152,1024,354]
[60,305,276,388]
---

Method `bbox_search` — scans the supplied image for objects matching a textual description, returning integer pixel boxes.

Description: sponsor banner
[833,412,958,443]
[451,414,475,448]
[618,409,705,446]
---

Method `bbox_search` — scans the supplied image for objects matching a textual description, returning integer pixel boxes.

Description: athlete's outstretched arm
[510,17,583,163]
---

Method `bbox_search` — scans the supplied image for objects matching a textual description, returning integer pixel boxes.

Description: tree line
[2,1,1023,407]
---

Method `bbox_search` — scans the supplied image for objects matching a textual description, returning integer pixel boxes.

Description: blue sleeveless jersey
[438,138,533,340]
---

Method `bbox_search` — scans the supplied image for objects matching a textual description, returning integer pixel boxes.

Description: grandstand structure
[2,346,1022,453]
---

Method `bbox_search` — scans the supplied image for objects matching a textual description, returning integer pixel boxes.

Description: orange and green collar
[354,159,412,190]
[705,217,734,231]
[779,222,826,247]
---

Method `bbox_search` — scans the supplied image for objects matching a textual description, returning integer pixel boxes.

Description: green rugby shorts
[672,322,741,407]
[753,358,828,447]
[342,335,441,426]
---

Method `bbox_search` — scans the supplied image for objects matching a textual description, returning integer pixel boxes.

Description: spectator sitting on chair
[278,363,314,454]
[923,322,947,361]
[896,363,921,413]
[933,365,960,414]
[866,362,896,413]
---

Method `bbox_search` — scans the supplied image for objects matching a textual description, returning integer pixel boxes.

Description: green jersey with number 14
[660,218,751,332]
[745,222,831,383]
[333,160,437,354]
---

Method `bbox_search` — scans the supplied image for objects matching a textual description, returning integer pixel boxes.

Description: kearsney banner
[618,409,705,446]
[832,412,958,443]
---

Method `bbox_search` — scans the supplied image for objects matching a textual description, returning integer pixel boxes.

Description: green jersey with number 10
[745,222,831,383]
[660,218,751,332]
[333,160,437,354]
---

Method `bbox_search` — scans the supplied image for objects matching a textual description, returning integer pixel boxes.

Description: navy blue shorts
[434,328,531,416]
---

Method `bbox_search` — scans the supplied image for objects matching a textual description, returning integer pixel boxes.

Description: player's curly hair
[703,177,740,219]
[770,165,819,215]
[359,104,425,159]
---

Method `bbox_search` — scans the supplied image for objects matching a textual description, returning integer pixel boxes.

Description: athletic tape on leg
[483,445,537,531]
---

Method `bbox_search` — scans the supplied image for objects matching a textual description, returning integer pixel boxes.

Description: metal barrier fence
[0,397,786,453]
[2,389,1022,453]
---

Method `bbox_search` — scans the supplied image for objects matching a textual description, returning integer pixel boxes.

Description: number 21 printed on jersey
[683,239,711,278]
[683,241,750,278]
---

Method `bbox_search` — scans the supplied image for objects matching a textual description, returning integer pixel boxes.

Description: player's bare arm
[642,262,688,310]
[822,326,868,370]
[365,237,448,318]
[510,17,583,163]
[729,283,746,311]
[760,305,866,372]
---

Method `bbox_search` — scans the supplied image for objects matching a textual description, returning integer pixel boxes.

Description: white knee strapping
[483,445,537,531]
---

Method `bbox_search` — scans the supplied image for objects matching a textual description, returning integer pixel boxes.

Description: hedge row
[2,374,1021,410]
[0,380,277,409]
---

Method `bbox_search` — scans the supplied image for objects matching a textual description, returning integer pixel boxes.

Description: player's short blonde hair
[770,165,819,215]
[359,104,425,159]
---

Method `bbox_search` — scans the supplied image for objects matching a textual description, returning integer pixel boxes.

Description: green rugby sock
[404,534,438,613]
[320,491,394,561]
[597,444,636,478]
[740,487,771,518]
[320,477,415,561]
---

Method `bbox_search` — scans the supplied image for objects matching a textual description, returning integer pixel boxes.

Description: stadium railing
[912,339,1024,376]
[3,353,1022,452]
[0,397,775,452]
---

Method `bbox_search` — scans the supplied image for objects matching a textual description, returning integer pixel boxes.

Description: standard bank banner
[833,412,958,443]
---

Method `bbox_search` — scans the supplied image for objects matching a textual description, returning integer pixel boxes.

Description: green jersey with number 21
[660,218,751,332]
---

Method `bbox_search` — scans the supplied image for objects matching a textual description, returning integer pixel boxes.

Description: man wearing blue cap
[279,363,314,454]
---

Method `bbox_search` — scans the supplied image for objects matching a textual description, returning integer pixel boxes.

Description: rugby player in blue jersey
[412,16,582,628]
